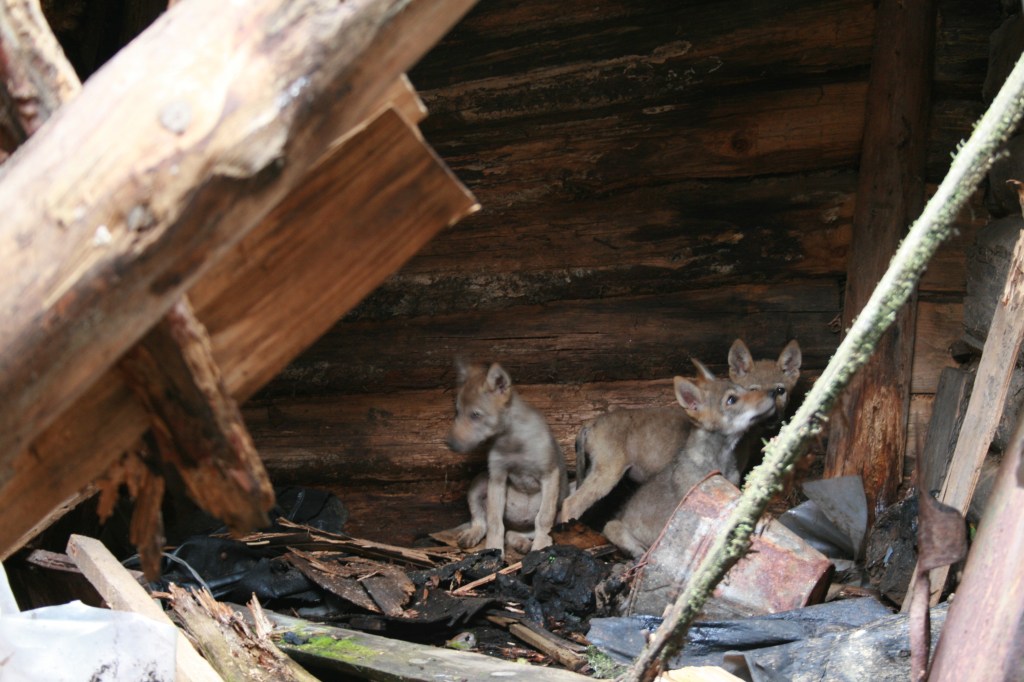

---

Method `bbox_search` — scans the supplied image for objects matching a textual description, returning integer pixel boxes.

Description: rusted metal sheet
[627,474,833,619]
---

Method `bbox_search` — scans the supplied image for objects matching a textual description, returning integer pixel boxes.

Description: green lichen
[586,646,628,679]
[289,633,378,663]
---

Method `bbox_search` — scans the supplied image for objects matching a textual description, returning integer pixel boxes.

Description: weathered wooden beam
[66,534,222,682]
[246,380,687,487]
[0,100,478,558]
[928,402,1024,681]
[0,0,476,487]
[414,0,874,125]
[263,280,838,397]
[912,223,1024,605]
[250,608,592,681]
[824,0,936,518]
[170,585,320,682]
[119,298,274,534]
[350,172,857,320]
[0,0,80,146]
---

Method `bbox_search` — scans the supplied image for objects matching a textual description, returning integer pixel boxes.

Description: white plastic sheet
[0,562,177,681]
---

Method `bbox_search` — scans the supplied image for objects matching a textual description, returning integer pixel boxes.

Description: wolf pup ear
[691,358,715,382]
[674,376,704,412]
[486,363,512,395]
[454,357,471,384]
[778,340,802,379]
[728,339,753,377]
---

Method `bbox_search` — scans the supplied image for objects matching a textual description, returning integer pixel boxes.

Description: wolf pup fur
[560,340,800,523]
[602,364,775,558]
[728,339,801,473]
[446,360,568,556]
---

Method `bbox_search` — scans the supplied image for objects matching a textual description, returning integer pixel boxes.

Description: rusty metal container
[626,473,834,619]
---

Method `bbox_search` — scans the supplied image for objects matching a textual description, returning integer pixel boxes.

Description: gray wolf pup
[602,366,775,557]
[446,360,568,556]
[560,340,800,523]
[728,339,801,472]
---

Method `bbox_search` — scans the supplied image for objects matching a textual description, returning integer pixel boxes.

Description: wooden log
[351,172,856,320]
[245,372,822,545]
[928,402,1024,681]
[0,0,80,145]
[66,534,222,682]
[414,0,873,126]
[425,81,867,208]
[0,101,478,558]
[119,298,274,534]
[265,280,839,397]
[0,0,476,485]
[824,0,936,519]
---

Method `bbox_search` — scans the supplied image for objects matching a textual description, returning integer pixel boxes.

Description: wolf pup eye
[774,386,787,397]
[725,394,738,406]
[470,410,484,421]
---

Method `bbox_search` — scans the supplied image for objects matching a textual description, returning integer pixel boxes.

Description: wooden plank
[0,104,478,559]
[190,109,479,402]
[911,300,962,394]
[252,608,592,681]
[918,368,972,496]
[928,408,1024,681]
[917,187,986,294]
[118,298,274,533]
[824,0,936,518]
[265,280,839,397]
[413,0,873,125]
[918,225,1024,604]
[246,380,683,484]
[425,81,867,206]
[351,172,856,320]
[0,0,476,492]
[169,585,319,682]
[66,534,222,682]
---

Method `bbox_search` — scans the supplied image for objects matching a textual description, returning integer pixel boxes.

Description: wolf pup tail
[574,424,591,484]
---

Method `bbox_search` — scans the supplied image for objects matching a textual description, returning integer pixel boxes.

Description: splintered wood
[169,586,319,682]
[118,297,275,534]
[0,0,480,559]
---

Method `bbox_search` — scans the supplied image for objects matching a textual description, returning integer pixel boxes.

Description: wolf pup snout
[446,360,567,557]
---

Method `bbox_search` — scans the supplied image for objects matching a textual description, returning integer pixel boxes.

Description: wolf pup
[560,340,800,523]
[602,365,775,558]
[728,339,801,473]
[446,360,568,556]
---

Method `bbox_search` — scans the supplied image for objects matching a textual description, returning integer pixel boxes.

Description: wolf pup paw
[529,532,554,552]
[457,524,486,549]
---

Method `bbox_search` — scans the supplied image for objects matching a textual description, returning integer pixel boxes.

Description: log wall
[238,0,998,545]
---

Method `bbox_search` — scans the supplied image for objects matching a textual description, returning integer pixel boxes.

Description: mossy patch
[288,633,379,663]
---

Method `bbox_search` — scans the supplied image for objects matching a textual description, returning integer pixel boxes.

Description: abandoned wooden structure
[1,0,1022,677]
[243,0,995,542]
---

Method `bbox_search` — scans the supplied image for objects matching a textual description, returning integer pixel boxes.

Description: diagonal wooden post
[0,0,477,481]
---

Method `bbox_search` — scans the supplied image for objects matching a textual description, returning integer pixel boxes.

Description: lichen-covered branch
[623,51,1024,682]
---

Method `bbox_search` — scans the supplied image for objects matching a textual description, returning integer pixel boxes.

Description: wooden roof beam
[0,0,476,491]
